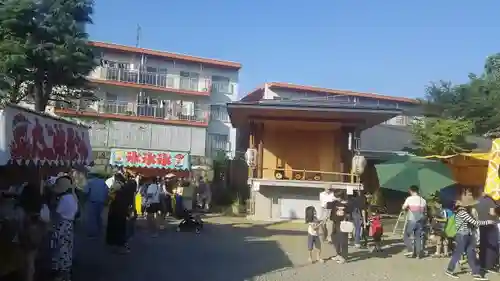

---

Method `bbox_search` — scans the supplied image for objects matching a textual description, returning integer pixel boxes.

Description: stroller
[176,209,203,234]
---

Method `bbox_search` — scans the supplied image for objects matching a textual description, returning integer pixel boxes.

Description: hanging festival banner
[109,148,190,170]
[0,104,92,166]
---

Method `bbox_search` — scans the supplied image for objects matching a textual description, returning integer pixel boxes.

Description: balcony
[54,99,210,127]
[89,67,211,97]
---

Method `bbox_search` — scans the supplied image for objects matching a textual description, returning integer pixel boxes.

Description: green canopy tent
[375,155,456,197]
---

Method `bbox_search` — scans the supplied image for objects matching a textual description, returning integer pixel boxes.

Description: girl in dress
[305,206,324,263]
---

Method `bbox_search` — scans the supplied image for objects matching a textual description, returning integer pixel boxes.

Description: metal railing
[56,99,210,123]
[93,67,211,93]
[261,167,360,183]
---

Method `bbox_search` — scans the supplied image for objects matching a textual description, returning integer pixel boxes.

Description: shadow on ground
[73,216,298,281]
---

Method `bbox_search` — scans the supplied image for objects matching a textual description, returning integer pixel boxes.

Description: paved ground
[73,215,500,281]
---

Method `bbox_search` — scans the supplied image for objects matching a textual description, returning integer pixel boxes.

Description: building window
[210,105,229,122]
[209,134,229,152]
[180,71,199,91]
[212,76,231,94]
[106,93,118,101]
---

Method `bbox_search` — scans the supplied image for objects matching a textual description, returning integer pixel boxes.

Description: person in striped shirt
[445,195,496,280]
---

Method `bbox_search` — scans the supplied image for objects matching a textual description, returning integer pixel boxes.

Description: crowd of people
[6,167,211,281]
[12,167,500,281]
[84,168,211,254]
[307,185,500,281]
[307,188,380,264]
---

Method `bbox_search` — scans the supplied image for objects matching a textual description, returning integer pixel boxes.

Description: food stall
[109,148,191,214]
[0,104,92,277]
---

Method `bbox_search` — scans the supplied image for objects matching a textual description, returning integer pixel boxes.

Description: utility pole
[136,24,142,48]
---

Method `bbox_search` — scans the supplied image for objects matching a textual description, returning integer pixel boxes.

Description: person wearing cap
[47,174,79,281]
[445,194,496,280]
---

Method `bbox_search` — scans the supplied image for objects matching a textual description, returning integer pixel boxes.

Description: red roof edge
[240,82,419,104]
[89,41,242,70]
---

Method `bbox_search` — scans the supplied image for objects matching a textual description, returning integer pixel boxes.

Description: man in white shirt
[401,185,427,258]
[319,188,336,243]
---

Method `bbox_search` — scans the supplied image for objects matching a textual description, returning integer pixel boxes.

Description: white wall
[93,48,239,159]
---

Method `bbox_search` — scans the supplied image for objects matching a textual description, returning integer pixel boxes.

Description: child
[305,206,324,263]
[431,205,451,257]
[368,207,383,252]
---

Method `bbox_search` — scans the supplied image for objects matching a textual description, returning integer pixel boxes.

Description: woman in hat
[47,174,79,281]
[445,195,496,280]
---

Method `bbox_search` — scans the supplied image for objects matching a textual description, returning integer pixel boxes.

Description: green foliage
[423,55,500,136]
[0,0,97,111]
[485,53,500,81]
[411,117,473,156]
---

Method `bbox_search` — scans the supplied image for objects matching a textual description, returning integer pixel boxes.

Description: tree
[411,117,473,156]
[0,0,97,111]
[485,53,500,81]
[422,76,500,135]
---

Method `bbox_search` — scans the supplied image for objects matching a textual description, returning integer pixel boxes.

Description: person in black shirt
[476,192,499,273]
[350,190,367,248]
[330,190,351,263]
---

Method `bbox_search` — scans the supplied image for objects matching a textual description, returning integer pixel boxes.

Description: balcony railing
[56,99,210,124]
[91,67,212,93]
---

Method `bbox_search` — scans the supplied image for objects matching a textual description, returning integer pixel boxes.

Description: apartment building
[54,41,240,169]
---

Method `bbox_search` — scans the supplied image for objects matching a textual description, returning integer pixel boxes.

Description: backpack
[444,214,457,238]
[369,215,383,237]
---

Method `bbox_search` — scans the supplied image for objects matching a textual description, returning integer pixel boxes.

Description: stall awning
[425,153,491,161]
[0,104,92,166]
[109,148,190,170]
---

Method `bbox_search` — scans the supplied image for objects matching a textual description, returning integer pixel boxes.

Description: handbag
[340,220,354,233]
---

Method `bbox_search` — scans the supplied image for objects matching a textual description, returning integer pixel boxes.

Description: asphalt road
[72,215,500,281]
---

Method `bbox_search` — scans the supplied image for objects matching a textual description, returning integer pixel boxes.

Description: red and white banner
[0,105,92,166]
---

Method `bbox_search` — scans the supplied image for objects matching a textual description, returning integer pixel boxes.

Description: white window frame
[212,75,231,94]
[208,133,229,152]
[210,105,229,122]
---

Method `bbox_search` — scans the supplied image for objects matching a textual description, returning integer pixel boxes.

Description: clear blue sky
[88,0,500,100]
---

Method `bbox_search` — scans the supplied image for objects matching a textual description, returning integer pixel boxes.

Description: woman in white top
[48,175,79,281]
[145,178,162,236]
